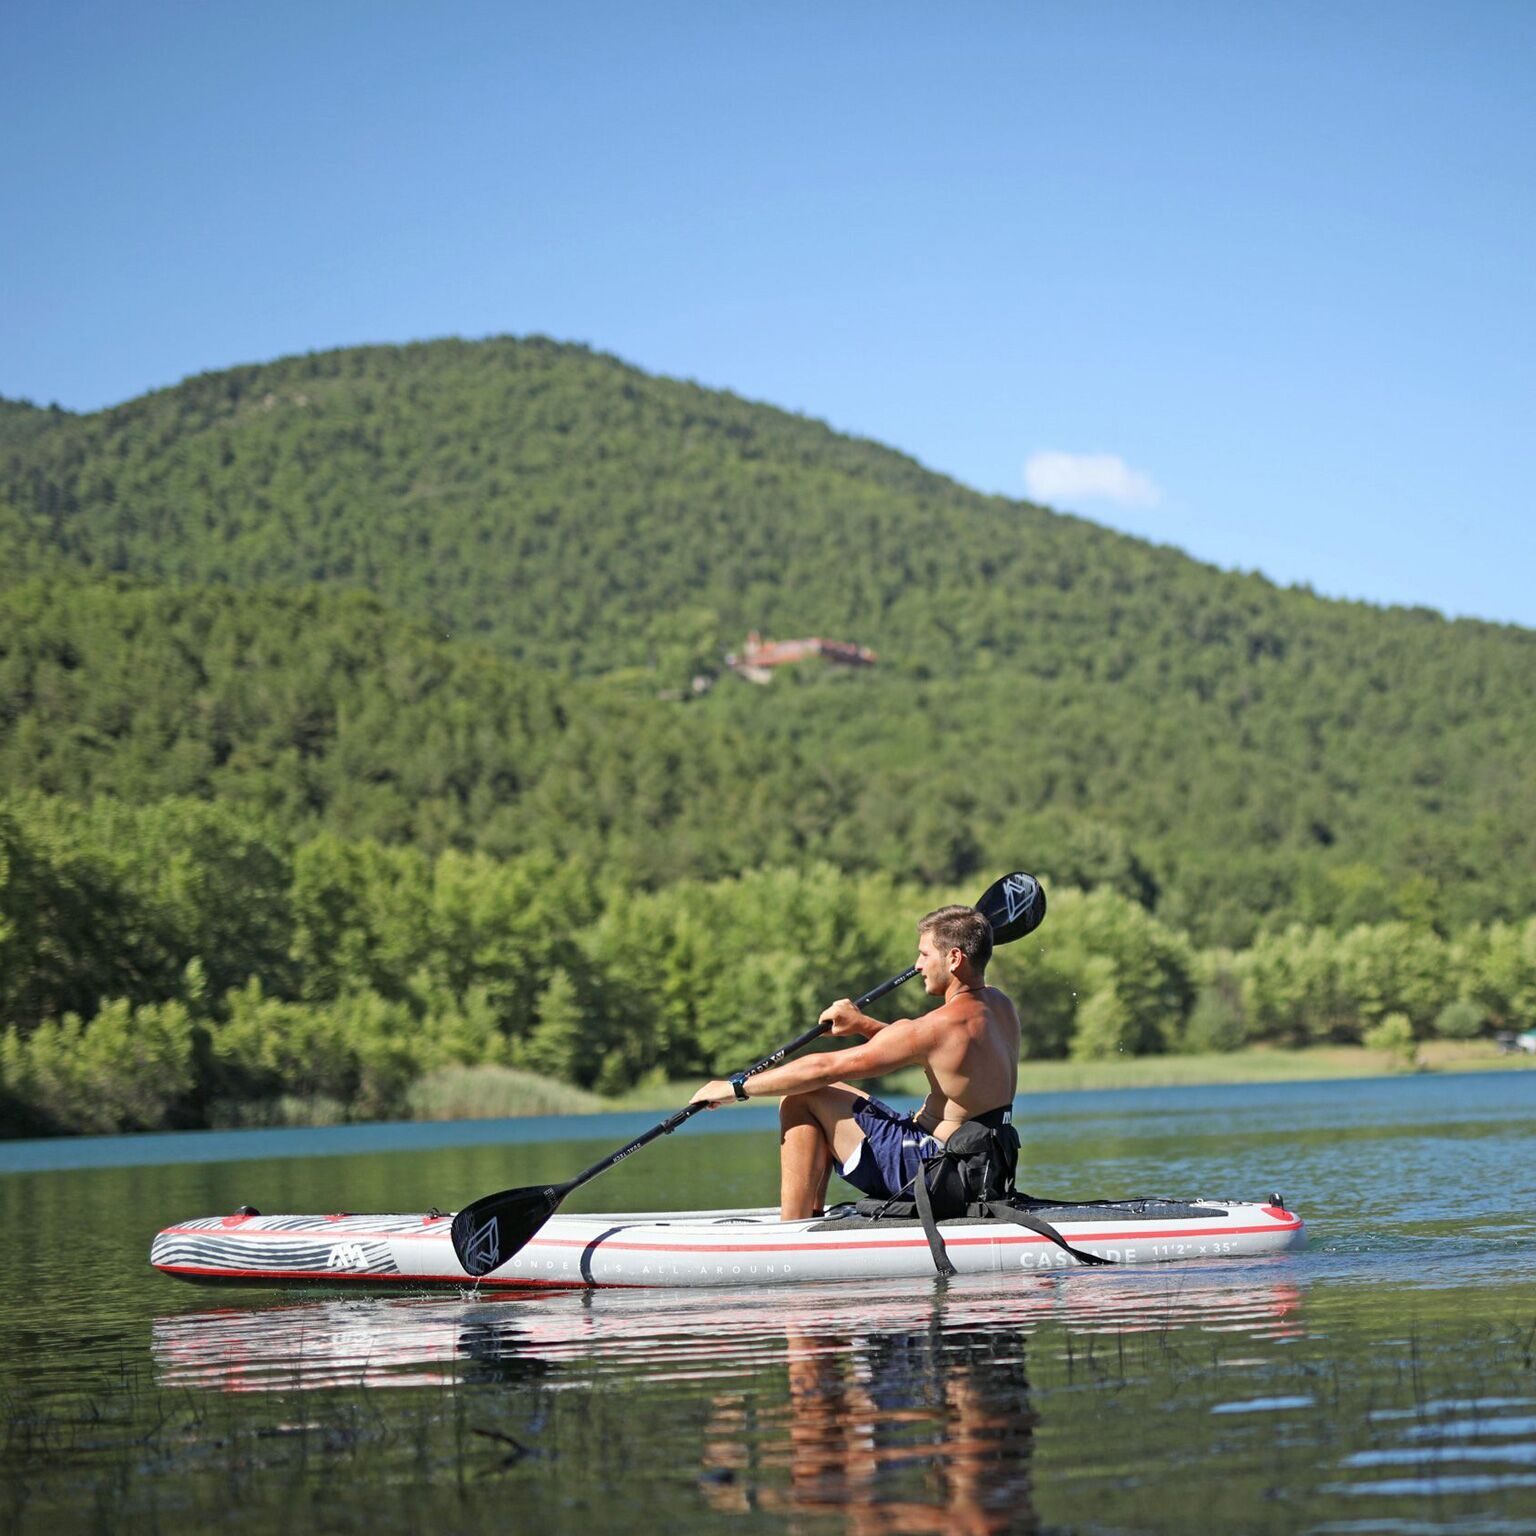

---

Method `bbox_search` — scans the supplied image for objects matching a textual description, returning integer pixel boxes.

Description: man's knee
[779,1091,820,1130]
[780,1086,865,1161]
[781,1081,851,1111]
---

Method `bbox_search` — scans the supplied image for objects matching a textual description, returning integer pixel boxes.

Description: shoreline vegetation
[441,1040,1536,1114]
[3,823,1534,1140]
[494,1042,1536,1118]
[201,1042,1536,1130]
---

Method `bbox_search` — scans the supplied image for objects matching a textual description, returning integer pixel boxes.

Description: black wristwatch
[730,1072,750,1102]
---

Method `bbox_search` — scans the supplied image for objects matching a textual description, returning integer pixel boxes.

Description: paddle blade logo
[463,1216,500,1275]
[1001,873,1037,925]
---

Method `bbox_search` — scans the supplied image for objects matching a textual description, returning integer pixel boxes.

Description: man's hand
[689,1079,736,1108]
[818,998,872,1037]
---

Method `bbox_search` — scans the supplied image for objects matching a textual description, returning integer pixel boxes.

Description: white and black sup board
[152,1198,1304,1289]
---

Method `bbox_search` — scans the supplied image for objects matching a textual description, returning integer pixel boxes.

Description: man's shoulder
[982,985,1021,1025]
[931,986,1016,1025]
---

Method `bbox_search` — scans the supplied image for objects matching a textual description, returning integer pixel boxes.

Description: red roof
[738,633,877,668]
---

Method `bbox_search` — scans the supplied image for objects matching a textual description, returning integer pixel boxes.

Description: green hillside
[0,575,827,883]
[2,337,1534,942]
[0,335,1379,673]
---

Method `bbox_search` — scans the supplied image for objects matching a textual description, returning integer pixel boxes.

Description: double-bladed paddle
[449,870,1047,1278]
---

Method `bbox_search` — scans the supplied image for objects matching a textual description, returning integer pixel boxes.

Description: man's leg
[778,1084,867,1220]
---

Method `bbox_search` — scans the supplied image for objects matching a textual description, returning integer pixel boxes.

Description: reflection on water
[736,1319,1038,1536]
[151,1271,1306,1394]
[151,1272,1304,1534]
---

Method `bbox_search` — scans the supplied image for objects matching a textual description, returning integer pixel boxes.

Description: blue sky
[3,2,1532,627]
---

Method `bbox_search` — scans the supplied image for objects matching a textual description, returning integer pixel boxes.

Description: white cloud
[1024,451,1161,509]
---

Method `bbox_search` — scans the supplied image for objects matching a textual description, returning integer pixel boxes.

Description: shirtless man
[690,904,1020,1220]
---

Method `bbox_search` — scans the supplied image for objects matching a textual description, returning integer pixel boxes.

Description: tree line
[3,792,1531,1136]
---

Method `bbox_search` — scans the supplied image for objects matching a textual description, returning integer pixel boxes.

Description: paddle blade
[450,1183,564,1278]
[976,870,1047,945]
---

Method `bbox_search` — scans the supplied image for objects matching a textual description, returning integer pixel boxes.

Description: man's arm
[817,997,895,1037]
[690,1015,937,1105]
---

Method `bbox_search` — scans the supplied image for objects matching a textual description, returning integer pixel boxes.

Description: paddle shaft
[549,963,921,1201]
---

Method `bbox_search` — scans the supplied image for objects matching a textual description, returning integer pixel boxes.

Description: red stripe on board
[516,1218,1302,1256]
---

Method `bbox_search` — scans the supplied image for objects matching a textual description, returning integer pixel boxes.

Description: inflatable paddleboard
[151,1197,1304,1290]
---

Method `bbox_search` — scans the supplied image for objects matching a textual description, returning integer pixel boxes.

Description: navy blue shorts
[835,1096,941,1200]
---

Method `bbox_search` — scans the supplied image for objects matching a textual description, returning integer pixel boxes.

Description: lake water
[3,1072,1535,1534]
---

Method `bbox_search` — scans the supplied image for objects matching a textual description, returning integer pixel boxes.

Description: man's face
[915,931,954,995]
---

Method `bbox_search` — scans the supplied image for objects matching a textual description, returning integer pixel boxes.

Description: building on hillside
[725,631,878,685]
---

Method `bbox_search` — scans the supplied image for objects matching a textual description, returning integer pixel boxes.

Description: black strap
[886,1105,1119,1275]
[977,1200,1113,1266]
[904,1122,1115,1274]
[911,1158,958,1279]
[909,1185,1112,1273]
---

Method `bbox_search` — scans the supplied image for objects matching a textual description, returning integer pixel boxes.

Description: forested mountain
[0,576,831,884]
[2,337,1534,944]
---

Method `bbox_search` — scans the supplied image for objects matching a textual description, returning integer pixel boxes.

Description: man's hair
[918,904,993,971]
